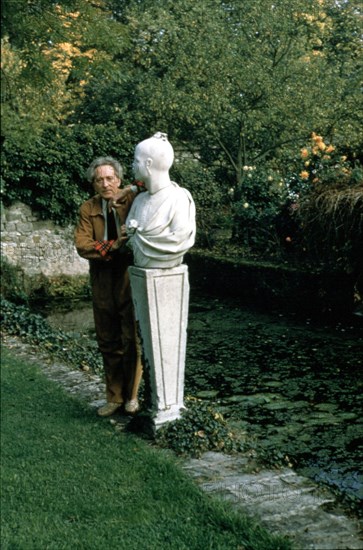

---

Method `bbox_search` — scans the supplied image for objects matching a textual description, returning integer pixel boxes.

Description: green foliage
[0,258,90,303]
[156,398,245,458]
[291,132,362,193]
[0,298,101,373]
[297,186,363,280]
[232,165,287,251]
[279,134,363,278]
[0,259,28,305]
[1,123,131,225]
[41,275,91,300]
[111,0,362,186]
[1,0,362,265]
[26,274,91,301]
[172,159,229,247]
[1,0,130,144]
[1,1,77,45]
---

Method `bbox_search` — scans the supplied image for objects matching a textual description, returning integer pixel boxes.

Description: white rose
[126,219,140,236]
[128,219,139,229]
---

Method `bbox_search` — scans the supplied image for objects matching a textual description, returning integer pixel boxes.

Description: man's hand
[110,225,128,251]
[110,237,127,251]
[108,187,133,212]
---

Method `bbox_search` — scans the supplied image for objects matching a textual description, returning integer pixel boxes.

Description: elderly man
[74,156,143,417]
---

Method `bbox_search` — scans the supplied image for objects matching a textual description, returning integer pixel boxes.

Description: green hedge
[1,123,132,225]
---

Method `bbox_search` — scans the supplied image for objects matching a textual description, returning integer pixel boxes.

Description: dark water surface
[44,289,363,512]
[186,292,363,513]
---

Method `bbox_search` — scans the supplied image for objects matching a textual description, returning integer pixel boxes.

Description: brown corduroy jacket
[74,193,135,262]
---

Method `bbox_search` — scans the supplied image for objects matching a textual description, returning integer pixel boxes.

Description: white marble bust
[126,132,196,268]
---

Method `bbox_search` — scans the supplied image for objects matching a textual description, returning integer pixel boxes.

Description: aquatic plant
[156,397,246,458]
[0,298,101,373]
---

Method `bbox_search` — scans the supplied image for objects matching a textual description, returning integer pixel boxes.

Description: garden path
[3,333,362,550]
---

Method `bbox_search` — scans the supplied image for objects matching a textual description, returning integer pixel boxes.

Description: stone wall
[1,202,89,277]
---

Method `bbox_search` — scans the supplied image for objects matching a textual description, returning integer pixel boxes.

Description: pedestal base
[129,265,190,429]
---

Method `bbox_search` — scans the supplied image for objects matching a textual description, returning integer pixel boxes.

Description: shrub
[282,134,363,285]
[172,159,230,248]
[297,186,363,295]
[0,298,101,373]
[232,165,287,254]
[0,259,28,304]
[32,275,91,301]
[1,123,132,225]
[156,397,245,458]
[297,132,361,190]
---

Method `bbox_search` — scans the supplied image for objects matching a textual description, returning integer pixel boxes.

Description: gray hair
[85,156,124,183]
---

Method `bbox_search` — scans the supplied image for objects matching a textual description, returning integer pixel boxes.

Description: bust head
[133,132,174,194]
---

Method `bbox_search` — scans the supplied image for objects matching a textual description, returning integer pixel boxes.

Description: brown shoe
[124,399,139,414]
[97,403,121,417]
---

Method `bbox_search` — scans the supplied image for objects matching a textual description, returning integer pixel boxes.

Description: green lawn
[1,348,291,549]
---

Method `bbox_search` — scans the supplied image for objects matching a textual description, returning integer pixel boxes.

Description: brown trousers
[90,258,142,404]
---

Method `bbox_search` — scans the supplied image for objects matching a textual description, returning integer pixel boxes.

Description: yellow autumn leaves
[299,132,352,185]
[299,132,336,182]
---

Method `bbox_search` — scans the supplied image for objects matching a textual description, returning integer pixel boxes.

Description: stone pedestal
[128,265,190,428]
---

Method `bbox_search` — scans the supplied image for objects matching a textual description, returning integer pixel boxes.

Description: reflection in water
[45,291,363,510]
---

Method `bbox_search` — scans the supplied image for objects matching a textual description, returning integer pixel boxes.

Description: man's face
[93,165,120,199]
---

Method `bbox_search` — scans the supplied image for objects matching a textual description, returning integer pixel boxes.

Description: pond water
[186,292,363,514]
[43,288,363,514]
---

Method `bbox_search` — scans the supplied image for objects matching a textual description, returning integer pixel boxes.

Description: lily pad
[310,412,336,419]
[284,400,310,410]
[251,392,283,402]
[228,420,250,433]
[263,381,283,388]
[314,403,339,413]
[335,412,358,421]
[307,413,338,425]
[195,390,219,399]
[265,401,290,411]
[223,396,260,408]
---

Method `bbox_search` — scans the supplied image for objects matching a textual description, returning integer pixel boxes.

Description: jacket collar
[89,195,104,217]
